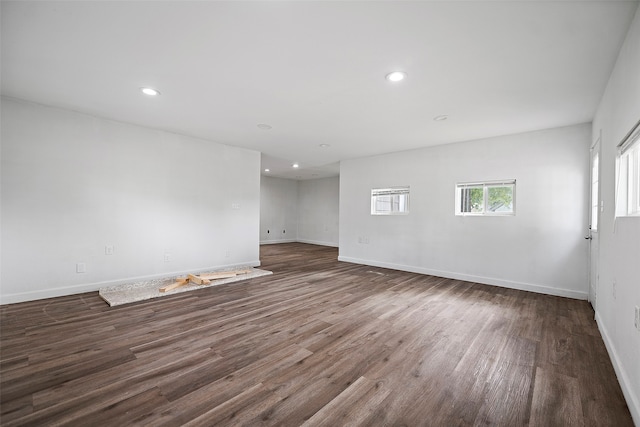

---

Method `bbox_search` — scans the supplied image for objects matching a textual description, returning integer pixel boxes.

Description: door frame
[588,134,601,309]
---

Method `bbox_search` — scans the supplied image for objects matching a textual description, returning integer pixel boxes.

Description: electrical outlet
[164,253,172,263]
[105,245,114,255]
[225,250,230,258]
[635,306,640,331]
[76,263,86,273]
[231,203,240,210]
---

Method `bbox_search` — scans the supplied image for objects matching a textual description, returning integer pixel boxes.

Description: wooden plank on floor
[159,278,189,293]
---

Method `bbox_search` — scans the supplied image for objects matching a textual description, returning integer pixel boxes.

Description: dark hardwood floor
[0,243,633,426]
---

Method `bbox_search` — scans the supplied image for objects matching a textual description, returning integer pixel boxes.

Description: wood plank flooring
[0,243,633,426]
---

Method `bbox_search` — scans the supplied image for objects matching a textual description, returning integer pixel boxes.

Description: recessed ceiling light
[319,144,330,148]
[140,87,160,96]
[264,168,270,172]
[433,115,448,121]
[257,124,272,130]
[385,71,406,82]
[292,163,299,168]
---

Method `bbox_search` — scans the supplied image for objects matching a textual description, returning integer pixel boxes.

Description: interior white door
[588,138,600,309]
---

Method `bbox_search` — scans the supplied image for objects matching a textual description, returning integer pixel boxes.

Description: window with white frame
[455,180,515,216]
[371,186,409,215]
[616,120,640,217]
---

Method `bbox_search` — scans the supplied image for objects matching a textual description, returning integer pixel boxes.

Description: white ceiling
[2,1,638,180]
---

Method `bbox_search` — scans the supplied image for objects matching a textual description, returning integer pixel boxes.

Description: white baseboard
[260,239,297,245]
[0,260,261,305]
[595,312,640,426]
[337,256,588,300]
[296,238,338,248]
[260,239,338,247]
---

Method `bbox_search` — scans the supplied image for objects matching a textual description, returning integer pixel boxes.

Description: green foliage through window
[460,187,484,213]
[487,186,513,212]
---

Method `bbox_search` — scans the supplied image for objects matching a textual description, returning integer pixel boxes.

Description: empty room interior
[1,1,639,426]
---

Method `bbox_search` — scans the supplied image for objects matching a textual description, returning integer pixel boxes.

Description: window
[371,186,409,215]
[616,120,640,217]
[455,180,515,216]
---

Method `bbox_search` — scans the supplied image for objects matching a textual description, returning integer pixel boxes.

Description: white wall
[260,175,298,244]
[298,177,339,247]
[260,175,339,247]
[339,123,591,299]
[592,6,640,424]
[0,97,261,304]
